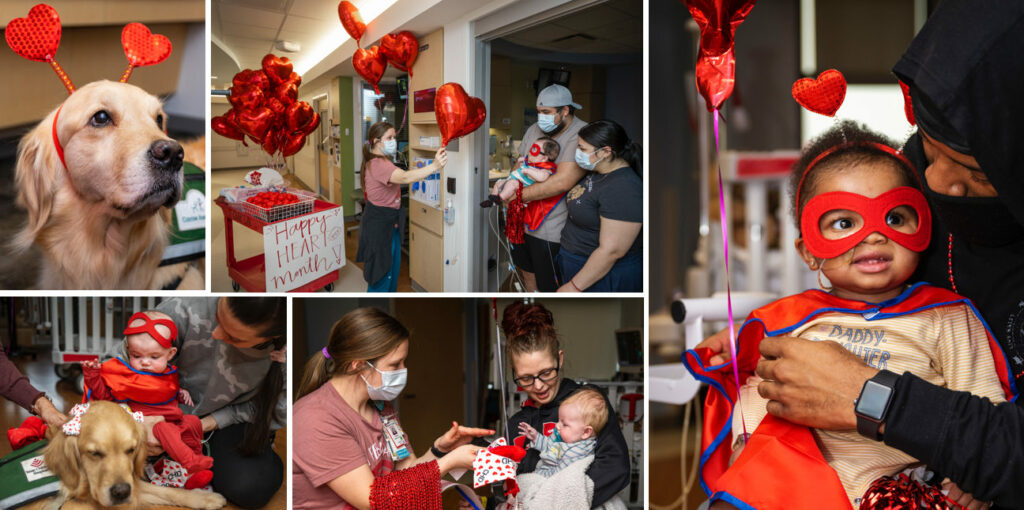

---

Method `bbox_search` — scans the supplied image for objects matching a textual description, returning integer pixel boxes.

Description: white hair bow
[61,403,145,436]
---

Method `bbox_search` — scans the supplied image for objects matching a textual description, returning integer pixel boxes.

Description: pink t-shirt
[364,157,401,208]
[292,382,404,510]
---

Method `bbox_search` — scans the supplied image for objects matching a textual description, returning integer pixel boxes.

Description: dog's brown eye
[126,447,135,455]
[90,451,104,459]
[90,111,111,127]
[156,114,164,128]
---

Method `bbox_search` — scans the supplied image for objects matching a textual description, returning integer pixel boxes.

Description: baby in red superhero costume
[481,137,560,208]
[82,310,213,489]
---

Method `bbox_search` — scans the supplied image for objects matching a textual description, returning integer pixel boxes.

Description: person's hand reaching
[81,359,101,371]
[142,415,167,456]
[434,421,494,454]
[695,327,734,366]
[178,388,194,407]
[517,422,538,442]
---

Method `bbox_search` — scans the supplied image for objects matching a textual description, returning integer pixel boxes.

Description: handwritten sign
[263,207,345,292]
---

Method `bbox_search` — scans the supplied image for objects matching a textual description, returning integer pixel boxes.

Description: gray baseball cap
[536,84,582,110]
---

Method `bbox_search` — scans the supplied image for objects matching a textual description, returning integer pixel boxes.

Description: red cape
[682,283,1017,509]
[88,357,180,406]
[522,162,562,231]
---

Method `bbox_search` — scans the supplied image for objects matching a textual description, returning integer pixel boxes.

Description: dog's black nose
[110,482,131,501]
[149,140,184,171]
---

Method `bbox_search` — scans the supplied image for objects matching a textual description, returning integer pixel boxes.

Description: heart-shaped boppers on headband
[800,187,932,259]
[5,3,173,95]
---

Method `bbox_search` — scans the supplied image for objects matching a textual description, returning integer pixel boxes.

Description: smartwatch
[854,370,899,441]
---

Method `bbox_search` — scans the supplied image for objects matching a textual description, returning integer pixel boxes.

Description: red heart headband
[123,312,178,349]
[5,4,173,169]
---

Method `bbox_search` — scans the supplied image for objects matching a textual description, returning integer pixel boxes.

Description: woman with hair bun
[293,307,490,510]
[557,119,643,292]
[495,301,630,508]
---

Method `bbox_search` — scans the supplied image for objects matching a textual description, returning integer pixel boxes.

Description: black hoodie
[504,378,630,508]
[883,0,1024,506]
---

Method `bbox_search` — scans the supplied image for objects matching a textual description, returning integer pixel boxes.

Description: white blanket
[512,455,627,510]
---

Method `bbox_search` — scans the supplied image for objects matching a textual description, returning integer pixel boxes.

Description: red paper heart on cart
[285,102,315,132]
[262,54,293,85]
[792,68,847,117]
[381,31,419,76]
[338,1,366,44]
[899,80,915,126]
[237,107,275,140]
[122,23,172,67]
[353,46,387,95]
[5,4,62,62]
[435,82,486,146]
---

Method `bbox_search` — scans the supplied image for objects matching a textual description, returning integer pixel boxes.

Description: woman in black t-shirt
[556,120,642,292]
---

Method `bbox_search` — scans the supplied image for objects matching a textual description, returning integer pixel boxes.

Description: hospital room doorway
[475,0,643,291]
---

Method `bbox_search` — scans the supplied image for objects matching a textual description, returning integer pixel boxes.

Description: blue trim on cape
[525,194,565,232]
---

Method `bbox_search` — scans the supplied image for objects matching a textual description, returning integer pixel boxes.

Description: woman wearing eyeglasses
[499,301,631,508]
[292,307,489,510]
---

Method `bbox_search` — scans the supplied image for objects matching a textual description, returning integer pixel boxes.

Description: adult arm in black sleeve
[884,373,1024,506]
[586,399,631,508]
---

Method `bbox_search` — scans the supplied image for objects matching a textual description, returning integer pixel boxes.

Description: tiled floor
[3,352,286,510]
[210,167,413,292]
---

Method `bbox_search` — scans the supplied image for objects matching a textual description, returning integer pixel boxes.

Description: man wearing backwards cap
[510,84,588,292]
[703,1,1024,507]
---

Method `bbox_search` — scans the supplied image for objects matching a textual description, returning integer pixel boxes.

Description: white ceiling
[503,0,641,54]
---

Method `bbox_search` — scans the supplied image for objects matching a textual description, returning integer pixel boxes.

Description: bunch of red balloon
[211,54,321,158]
[339,1,418,94]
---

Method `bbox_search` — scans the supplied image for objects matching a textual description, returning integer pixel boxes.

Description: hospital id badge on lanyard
[375,401,410,461]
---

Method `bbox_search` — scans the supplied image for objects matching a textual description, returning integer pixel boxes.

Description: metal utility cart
[215,193,340,292]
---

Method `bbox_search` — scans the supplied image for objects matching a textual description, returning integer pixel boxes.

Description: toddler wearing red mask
[685,121,1016,509]
[82,310,213,489]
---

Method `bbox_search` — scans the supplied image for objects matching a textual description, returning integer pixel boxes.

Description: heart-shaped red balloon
[229,85,264,112]
[792,68,847,117]
[353,46,387,95]
[5,4,62,63]
[262,54,293,85]
[338,1,366,44]
[265,97,287,116]
[282,133,308,157]
[380,31,419,76]
[285,102,315,132]
[301,111,321,135]
[236,107,275,141]
[685,0,758,111]
[233,69,270,93]
[288,72,302,87]
[262,128,283,155]
[275,81,298,105]
[212,110,246,142]
[435,82,487,146]
[121,23,172,67]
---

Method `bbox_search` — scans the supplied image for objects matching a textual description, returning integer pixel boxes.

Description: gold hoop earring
[817,267,832,291]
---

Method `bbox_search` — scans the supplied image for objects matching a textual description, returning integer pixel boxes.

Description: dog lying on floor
[12,80,199,289]
[43,401,226,510]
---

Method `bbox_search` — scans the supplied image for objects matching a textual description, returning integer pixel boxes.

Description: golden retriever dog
[13,80,190,289]
[44,401,226,510]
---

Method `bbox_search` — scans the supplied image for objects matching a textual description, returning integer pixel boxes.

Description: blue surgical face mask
[361,360,407,401]
[382,139,397,156]
[537,113,559,133]
[575,147,604,171]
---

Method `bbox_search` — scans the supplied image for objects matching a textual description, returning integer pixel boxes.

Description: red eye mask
[123,312,178,349]
[801,186,932,259]
[529,143,542,157]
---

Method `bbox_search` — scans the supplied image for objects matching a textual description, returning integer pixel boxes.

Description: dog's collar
[52,104,68,171]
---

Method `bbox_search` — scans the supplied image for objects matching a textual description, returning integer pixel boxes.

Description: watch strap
[855,370,900,441]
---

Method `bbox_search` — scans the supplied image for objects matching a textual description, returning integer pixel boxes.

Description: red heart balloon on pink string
[684,0,758,111]
[353,46,387,94]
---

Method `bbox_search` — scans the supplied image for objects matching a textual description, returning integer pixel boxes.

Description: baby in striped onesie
[517,387,607,478]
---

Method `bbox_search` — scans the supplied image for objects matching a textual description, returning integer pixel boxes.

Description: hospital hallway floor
[2,349,287,510]
[210,167,412,292]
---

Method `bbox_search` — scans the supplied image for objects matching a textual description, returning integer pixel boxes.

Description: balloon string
[714,110,747,439]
